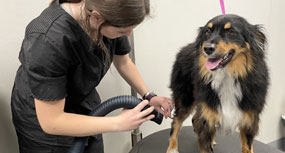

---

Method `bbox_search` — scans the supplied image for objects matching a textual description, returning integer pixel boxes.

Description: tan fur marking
[199,46,212,82]
[239,111,256,153]
[167,109,193,152]
[246,42,251,50]
[208,23,213,28]
[167,120,184,151]
[201,103,220,129]
[216,41,253,78]
[240,130,254,153]
[168,136,178,150]
[240,111,254,129]
[227,52,253,78]
[199,55,211,79]
[224,22,231,29]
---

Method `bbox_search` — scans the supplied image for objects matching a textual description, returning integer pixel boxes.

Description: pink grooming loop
[220,0,226,15]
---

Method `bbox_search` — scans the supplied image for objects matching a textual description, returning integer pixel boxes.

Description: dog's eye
[205,29,211,35]
[226,29,235,35]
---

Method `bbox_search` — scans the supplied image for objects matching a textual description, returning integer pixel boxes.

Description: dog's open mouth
[205,49,235,71]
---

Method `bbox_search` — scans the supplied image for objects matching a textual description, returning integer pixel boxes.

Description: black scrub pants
[16,132,104,153]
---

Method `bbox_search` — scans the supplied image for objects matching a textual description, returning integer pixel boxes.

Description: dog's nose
[204,44,216,55]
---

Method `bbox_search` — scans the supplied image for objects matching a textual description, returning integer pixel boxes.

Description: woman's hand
[115,100,155,131]
[149,96,174,119]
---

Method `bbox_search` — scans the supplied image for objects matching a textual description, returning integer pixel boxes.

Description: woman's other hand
[115,100,155,131]
[149,96,173,119]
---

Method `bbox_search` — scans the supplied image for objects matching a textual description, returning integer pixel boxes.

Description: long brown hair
[50,0,150,63]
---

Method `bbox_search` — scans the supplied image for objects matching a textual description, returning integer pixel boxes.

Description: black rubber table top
[129,126,283,153]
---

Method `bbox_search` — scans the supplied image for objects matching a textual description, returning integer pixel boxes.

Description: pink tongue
[205,58,222,70]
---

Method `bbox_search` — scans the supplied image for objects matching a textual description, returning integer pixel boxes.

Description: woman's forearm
[35,98,120,137]
[42,112,119,137]
[112,54,174,119]
[113,54,149,97]
[35,97,155,137]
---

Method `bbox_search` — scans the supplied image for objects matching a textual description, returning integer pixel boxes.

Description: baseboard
[267,137,285,151]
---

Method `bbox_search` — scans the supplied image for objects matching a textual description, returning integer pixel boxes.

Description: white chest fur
[210,69,243,134]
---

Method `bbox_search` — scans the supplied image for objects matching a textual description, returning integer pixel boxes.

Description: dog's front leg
[193,104,217,153]
[166,106,193,153]
[239,111,259,153]
[192,106,216,153]
[195,120,216,153]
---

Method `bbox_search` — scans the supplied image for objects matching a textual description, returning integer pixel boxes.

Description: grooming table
[129,126,283,153]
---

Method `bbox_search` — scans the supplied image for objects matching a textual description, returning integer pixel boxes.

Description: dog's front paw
[242,148,254,153]
[166,148,179,153]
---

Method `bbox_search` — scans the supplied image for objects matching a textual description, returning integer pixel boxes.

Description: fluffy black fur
[167,14,269,153]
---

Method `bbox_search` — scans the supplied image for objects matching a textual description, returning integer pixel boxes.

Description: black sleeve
[114,36,131,55]
[22,34,69,101]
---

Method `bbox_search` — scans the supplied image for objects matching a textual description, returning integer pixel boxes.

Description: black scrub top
[11,0,131,147]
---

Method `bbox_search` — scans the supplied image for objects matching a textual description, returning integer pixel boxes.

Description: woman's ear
[90,10,105,29]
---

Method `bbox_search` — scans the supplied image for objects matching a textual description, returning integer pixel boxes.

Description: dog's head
[196,14,267,78]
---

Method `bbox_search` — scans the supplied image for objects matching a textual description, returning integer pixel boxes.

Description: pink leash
[219,0,226,15]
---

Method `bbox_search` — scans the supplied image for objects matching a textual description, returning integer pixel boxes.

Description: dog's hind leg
[166,104,193,153]
[193,103,219,153]
[239,111,259,153]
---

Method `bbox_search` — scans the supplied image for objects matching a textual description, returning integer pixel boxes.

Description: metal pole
[128,33,143,146]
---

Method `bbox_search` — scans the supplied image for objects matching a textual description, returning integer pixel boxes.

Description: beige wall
[0,1,50,153]
[1,0,284,153]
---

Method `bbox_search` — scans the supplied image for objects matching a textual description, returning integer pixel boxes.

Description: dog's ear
[195,27,205,47]
[252,25,267,51]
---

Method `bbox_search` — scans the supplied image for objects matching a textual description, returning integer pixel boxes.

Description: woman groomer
[11,0,173,152]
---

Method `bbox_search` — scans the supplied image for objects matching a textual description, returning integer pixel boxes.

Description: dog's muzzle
[203,42,236,71]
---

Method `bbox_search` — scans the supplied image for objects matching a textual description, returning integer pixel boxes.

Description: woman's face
[100,24,137,39]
